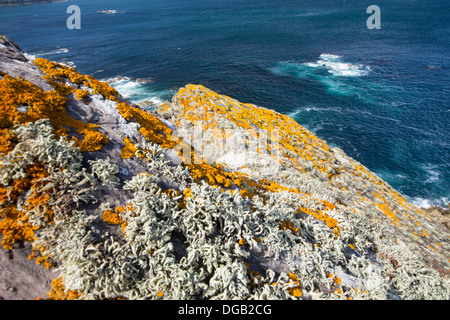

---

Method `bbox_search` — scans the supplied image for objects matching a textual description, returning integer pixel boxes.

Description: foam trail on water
[34,47,69,57]
[305,54,370,77]
[269,54,374,100]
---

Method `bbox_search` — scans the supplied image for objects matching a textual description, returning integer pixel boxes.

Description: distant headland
[0,0,67,6]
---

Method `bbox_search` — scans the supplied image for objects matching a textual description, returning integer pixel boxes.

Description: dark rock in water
[135,77,154,84]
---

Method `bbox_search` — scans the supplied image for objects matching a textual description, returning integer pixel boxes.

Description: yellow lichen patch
[170,84,335,175]
[297,206,341,237]
[0,206,36,249]
[102,208,126,225]
[116,102,176,149]
[120,136,139,159]
[0,128,16,155]
[0,162,52,250]
[372,191,401,223]
[328,273,341,286]
[117,102,135,121]
[103,205,132,236]
[28,244,55,269]
[75,89,89,100]
[186,162,234,188]
[287,273,302,298]
[0,73,109,153]
[34,58,120,102]
[44,277,83,300]
[75,128,110,152]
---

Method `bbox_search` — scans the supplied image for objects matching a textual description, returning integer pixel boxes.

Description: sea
[0,0,448,208]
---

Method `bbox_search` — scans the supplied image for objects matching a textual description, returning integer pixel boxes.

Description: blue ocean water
[0,0,449,207]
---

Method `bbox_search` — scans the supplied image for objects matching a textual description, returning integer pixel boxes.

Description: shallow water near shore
[0,0,448,207]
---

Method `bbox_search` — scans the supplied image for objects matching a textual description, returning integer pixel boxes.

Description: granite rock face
[0,37,449,300]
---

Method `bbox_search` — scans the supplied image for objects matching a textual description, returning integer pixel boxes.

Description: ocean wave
[287,105,343,118]
[23,52,36,61]
[422,164,441,184]
[34,47,69,57]
[58,60,76,68]
[269,54,372,99]
[306,53,370,77]
[105,76,174,106]
[410,196,449,209]
[97,10,122,14]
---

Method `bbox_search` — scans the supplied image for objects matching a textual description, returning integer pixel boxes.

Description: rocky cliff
[0,36,449,300]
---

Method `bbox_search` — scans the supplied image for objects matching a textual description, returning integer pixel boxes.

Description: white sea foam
[422,164,441,184]
[287,105,343,119]
[105,76,174,106]
[24,52,36,61]
[59,61,76,68]
[410,196,449,209]
[98,9,120,14]
[269,55,371,99]
[287,107,303,119]
[306,53,370,77]
[35,47,69,57]
[107,76,139,99]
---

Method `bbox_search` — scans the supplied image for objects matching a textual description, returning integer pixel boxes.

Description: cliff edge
[0,36,449,300]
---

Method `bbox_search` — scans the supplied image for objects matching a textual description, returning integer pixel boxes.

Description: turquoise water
[0,0,449,207]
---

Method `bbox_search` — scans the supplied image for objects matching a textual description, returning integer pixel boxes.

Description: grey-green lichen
[1,117,448,300]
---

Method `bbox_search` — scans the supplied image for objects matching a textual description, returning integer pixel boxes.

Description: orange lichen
[44,277,83,300]
[0,207,36,249]
[297,206,341,237]
[28,244,55,269]
[75,128,109,152]
[102,205,132,236]
[0,73,109,153]
[116,102,176,148]
[0,163,52,250]
[0,128,15,155]
[34,58,119,102]
[287,273,302,297]
[75,89,89,100]
[120,136,138,159]
[102,208,125,225]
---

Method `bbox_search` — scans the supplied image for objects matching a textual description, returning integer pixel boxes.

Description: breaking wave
[105,76,175,107]
[305,53,370,77]
[269,54,372,98]
[34,47,69,57]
